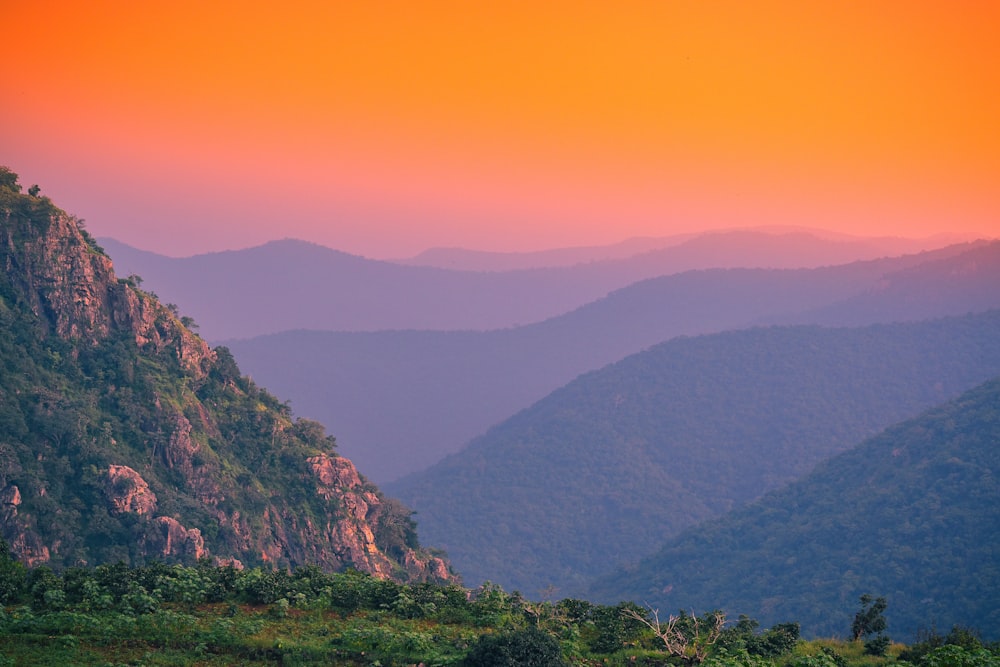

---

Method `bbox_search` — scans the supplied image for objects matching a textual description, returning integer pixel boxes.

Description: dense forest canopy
[392,312,1000,598]
[592,376,1000,640]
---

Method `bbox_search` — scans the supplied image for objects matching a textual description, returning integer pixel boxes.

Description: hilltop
[0,167,451,582]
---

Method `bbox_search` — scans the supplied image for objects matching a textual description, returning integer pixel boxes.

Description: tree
[624,606,727,664]
[851,594,889,656]
[0,166,21,192]
[851,594,887,640]
[589,601,645,653]
[0,538,27,604]
[719,616,800,658]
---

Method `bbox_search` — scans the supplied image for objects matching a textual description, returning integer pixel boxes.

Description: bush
[718,616,800,658]
[463,627,567,667]
[917,645,1000,667]
[864,633,890,656]
[790,654,840,667]
[0,539,26,604]
[899,626,990,664]
[588,601,645,653]
[702,648,774,667]
[752,621,800,657]
[27,566,64,611]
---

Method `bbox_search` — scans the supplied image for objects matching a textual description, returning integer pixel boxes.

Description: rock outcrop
[104,465,158,516]
[0,484,48,567]
[0,178,214,377]
[0,167,456,584]
[151,517,207,560]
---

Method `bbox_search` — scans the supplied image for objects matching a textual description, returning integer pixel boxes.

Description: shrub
[0,539,26,604]
[918,645,1000,667]
[463,627,567,667]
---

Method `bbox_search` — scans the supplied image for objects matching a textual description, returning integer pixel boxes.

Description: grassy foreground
[2,558,998,666]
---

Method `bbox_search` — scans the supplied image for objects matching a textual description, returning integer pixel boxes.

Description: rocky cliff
[0,167,453,583]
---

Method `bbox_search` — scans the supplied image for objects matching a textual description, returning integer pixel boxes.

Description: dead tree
[623,605,727,664]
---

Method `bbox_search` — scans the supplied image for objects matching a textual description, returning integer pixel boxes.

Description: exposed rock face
[0,485,22,539]
[105,465,158,516]
[7,531,50,568]
[403,550,452,582]
[164,413,199,472]
[102,467,206,559]
[0,169,456,584]
[304,454,394,576]
[0,485,21,508]
[151,517,206,560]
[0,484,48,567]
[0,195,214,377]
[309,454,362,497]
[193,453,455,582]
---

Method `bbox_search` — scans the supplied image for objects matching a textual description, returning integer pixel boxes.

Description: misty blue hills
[589,375,1000,640]
[392,227,964,271]
[196,241,992,481]
[98,229,973,340]
[387,311,1000,599]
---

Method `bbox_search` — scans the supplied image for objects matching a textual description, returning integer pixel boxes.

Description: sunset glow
[3,1,998,257]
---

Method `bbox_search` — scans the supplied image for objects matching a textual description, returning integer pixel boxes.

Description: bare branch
[622,604,727,664]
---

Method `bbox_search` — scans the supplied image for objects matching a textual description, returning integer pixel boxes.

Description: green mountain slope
[591,377,1000,640]
[389,313,1000,597]
[0,167,451,582]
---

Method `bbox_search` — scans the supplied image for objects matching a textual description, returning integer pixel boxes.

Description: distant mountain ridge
[98,229,976,340]
[0,167,452,582]
[225,242,1000,482]
[770,241,1000,327]
[393,227,973,271]
[388,312,1000,597]
[590,376,1000,640]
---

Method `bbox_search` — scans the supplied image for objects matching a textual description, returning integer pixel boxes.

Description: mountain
[98,229,971,340]
[395,229,972,272]
[387,313,1000,597]
[224,242,1000,482]
[774,241,1000,326]
[391,233,701,269]
[0,167,451,582]
[590,377,1000,640]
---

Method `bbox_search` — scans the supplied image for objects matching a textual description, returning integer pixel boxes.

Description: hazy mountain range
[222,242,999,481]
[98,230,974,340]
[590,376,1000,639]
[5,165,999,639]
[387,311,1000,598]
[392,227,970,271]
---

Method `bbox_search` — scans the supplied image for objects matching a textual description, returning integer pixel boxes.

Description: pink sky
[2,1,998,258]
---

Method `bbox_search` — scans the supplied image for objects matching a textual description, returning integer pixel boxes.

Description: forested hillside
[591,376,1000,640]
[389,312,1000,597]
[772,241,1000,327]
[0,167,451,582]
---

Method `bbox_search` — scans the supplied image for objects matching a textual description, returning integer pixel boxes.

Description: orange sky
[2,1,998,257]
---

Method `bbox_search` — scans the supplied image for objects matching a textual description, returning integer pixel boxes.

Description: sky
[2,1,998,259]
